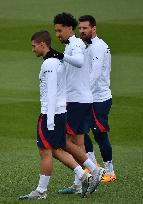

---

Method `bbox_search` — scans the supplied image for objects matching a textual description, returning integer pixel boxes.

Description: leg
[39,148,53,175]
[57,138,105,196]
[91,99,113,163]
[66,103,95,166]
[65,102,105,193]
[94,132,112,162]
[19,114,53,200]
[65,134,105,180]
[84,133,97,165]
[91,99,116,182]
[84,133,93,153]
[19,148,51,200]
[53,148,79,170]
[66,102,90,153]
[70,133,86,153]
[53,148,95,197]
[65,134,88,164]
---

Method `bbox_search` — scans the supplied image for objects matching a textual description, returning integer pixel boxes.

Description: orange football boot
[101,174,117,183]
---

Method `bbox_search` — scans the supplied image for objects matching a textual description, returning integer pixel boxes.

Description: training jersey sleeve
[63,53,84,68]
[90,45,104,84]
[41,60,57,130]
[63,38,85,68]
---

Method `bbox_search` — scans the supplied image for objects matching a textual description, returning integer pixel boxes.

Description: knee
[94,132,111,146]
[39,149,52,159]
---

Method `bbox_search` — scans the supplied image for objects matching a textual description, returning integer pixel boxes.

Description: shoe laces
[70,184,81,190]
[30,190,46,197]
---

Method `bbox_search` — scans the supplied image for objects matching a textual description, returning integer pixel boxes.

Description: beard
[35,52,42,57]
[80,33,91,42]
[58,37,65,43]
[80,33,87,40]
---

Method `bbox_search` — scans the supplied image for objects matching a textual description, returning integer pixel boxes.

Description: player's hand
[55,53,64,60]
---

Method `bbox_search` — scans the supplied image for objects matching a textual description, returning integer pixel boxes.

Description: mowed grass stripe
[0,21,143,54]
[0,94,142,145]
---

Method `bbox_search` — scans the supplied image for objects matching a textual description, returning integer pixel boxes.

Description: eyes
[79,27,88,30]
[55,29,63,34]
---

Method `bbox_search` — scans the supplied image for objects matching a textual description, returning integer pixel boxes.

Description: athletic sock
[36,174,50,193]
[74,174,82,186]
[103,161,115,176]
[83,158,97,173]
[86,152,97,165]
[74,165,84,181]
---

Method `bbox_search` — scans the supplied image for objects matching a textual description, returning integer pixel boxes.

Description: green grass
[0,136,142,204]
[0,0,143,203]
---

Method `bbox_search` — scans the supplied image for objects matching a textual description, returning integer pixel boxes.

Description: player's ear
[92,26,96,34]
[67,26,73,32]
[93,26,96,31]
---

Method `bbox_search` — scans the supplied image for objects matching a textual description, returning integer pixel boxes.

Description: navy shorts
[91,98,112,134]
[66,102,91,135]
[37,113,66,149]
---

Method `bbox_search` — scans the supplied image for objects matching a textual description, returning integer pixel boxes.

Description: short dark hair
[79,15,96,27]
[31,31,51,46]
[54,12,78,30]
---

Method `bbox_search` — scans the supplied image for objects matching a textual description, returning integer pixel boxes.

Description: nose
[79,28,82,33]
[79,28,84,33]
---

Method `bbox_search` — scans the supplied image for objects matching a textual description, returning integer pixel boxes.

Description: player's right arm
[63,39,85,68]
[63,52,84,68]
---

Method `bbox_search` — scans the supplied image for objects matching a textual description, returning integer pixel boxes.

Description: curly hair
[54,12,78,30]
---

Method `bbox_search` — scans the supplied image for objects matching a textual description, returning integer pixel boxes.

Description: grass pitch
[0,0,143,203]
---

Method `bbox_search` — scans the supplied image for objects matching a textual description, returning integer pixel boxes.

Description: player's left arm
[90,46,104,83]
[42,60,57,130]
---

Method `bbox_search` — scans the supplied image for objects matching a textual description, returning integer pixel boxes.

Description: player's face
[32,41,44,57]
[54,24,72,43]
[79,21,95,41]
